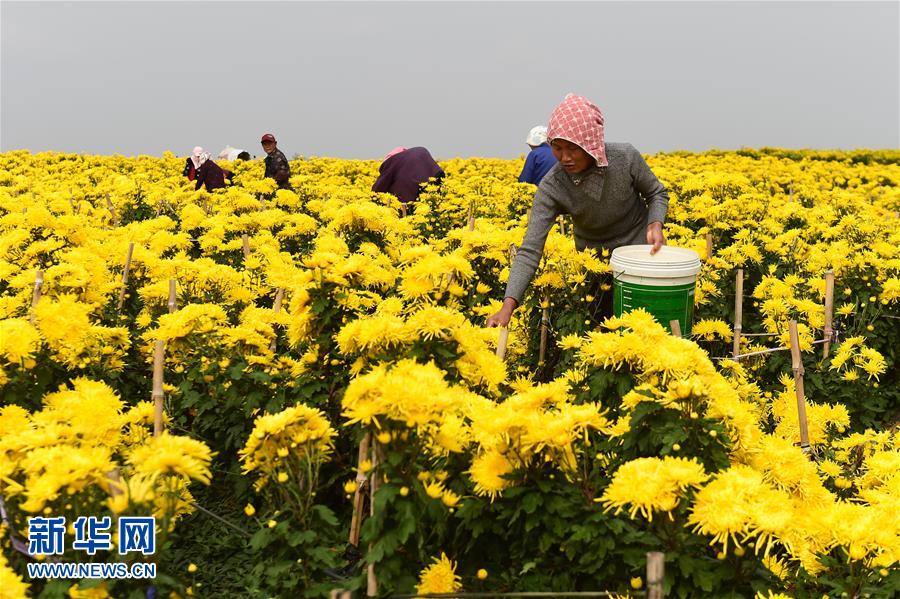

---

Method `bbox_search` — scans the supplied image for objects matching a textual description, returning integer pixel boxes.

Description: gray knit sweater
[504,142,669,303]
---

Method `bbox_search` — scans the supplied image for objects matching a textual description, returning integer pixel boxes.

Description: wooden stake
[272,287,285,313]
[509,243,517,262]
[733,269,744,359]
[788,320,811,454]
[823,270,835,358]
[116,243,135,313]
[105,195,119,227]
[467,200,475,231]
[669,320,682,338]
[30,270,44,324]
[647,551,665,599]
[400,202,408,218]
[348,432,371,547]
[105,468,125,499]
[539,292,550,365]
[242,234,251,259]
[366,442,381,597]
[152,340,165,436]
[557,215,566,236]
[496,327,509,360]
[705,232,713,261]
[167,279,177,313]
[269,288,285,353]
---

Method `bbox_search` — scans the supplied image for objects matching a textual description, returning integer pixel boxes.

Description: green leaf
[311,504,339,527]
[249,528,271,551]
[521,492,542,514]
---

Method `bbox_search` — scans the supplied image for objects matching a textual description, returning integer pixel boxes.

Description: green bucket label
[613,280,696,335]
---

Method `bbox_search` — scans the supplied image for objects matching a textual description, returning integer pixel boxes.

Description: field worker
[260,133,293,190]
[194,151,233,192]
[518,125,556,185]
[183,146,204,181]
[372,146,445,207]
[218,146,249,161]
[487,93,669,328]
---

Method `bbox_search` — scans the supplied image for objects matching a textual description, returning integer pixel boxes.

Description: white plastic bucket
[609,245,702,334]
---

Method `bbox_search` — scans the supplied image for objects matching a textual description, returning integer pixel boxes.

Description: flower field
[0,148,898,598]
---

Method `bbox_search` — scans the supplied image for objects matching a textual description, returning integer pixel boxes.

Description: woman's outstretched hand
[647,221,666,255]
[486,298,518,327]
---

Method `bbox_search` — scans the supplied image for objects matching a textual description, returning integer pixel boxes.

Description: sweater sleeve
[503,186,560,303]
[628,144,669,225]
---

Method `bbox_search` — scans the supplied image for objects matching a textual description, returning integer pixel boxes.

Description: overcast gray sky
[2,1,898,158]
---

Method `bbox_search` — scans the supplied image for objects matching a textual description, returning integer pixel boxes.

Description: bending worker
[372,146,444,206]
[518,125,556,185]
[487,93,669,327]
[194,152,232,192]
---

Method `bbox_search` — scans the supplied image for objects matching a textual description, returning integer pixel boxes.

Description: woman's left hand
[647,221,665,254]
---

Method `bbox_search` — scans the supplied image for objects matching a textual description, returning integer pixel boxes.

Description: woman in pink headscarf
[183,146,204,181]
[487,93,669,327]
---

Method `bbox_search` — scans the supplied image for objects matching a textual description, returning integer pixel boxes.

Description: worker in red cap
[260,133,292,190]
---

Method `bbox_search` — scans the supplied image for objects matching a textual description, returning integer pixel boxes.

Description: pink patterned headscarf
[191,146,204,169]
[546,93,608,167]
[384,147,407,161]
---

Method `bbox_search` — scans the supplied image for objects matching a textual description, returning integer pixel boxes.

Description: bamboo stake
[105,468,125,499]
[557,215,566,236]
[496,327,509,360]
[669,320,682,338]
[733,269,744,359]
[242,234,251,259]
[647,552,665,599]
[366,442,382,597]
[30,270,44,324]
[509,243,517,262]
[400,202,408,218]
[272,287,285,313]
[116,243,135,314]
[705,232,713,261]
[105,195,119,226]
[152,340,166,436]
[823,270,835,358]
[348,432,371,547]
[167,279,177,313]
[539,292,550,365]
[788,320,811,454]
[467,200,475,231]
[269,288,285,353]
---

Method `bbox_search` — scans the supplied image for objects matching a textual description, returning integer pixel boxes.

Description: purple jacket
[195,160,230,191]
[372,147,444,203]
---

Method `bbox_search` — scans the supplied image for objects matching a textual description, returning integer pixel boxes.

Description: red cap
[260,133,276,143]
